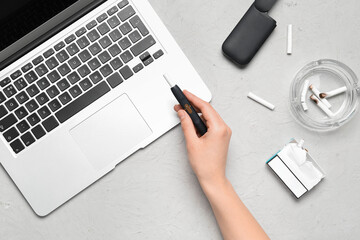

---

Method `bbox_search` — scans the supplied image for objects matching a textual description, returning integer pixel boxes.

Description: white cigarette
[302,102,308,111]
[287,24,292,55]
[310,95,335,118]
[301,80,310,103]
[247,92,275,110]
[320,86,347,99]
[297,139,305,148]
[309,85,332,108]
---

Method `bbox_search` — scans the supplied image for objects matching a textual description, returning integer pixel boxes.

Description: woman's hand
[174,90,232,186]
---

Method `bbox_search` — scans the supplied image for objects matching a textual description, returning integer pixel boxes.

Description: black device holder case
[222,2,277,65]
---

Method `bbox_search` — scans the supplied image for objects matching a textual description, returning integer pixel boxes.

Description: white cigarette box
[266,139,326,198]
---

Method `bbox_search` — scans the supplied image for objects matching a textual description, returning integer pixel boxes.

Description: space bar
[55,81,111,123]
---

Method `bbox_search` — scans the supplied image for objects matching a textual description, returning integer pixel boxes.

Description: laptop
[0,0,211,216]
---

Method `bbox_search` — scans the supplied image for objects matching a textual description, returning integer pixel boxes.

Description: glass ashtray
[290,59,359,131]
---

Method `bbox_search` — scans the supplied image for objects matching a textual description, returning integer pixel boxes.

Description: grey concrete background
[1,0,360,239]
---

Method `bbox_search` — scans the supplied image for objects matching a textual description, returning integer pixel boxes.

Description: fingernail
[178,110,186,120]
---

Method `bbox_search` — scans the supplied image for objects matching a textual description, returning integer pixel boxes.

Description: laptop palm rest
[70,94,152,170]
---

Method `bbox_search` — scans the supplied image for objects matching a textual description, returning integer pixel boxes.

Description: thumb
[177,110,198,142]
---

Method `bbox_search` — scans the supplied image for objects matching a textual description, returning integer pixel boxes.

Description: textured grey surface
[1,0,360,239]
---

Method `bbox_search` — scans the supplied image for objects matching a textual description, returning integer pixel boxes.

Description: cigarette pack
[266,139,325,198]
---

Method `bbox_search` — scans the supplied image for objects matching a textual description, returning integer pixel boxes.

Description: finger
[177,110,198,142]
[174,104,182,112]
[183,90,222,126]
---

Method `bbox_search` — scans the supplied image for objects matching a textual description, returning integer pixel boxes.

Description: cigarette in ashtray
[309,84,332,108]
[310,94,335,118]
[300,80,310,111]
[320,86,347,99]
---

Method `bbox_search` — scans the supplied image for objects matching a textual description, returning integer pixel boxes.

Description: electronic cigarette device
[164,74,208,136]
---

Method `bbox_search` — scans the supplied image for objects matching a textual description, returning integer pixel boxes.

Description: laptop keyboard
[0,0,164,154]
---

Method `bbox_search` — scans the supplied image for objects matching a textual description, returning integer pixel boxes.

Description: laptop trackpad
[70,94,152,170]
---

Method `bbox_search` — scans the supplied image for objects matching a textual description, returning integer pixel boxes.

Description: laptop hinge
[0,0,107,71]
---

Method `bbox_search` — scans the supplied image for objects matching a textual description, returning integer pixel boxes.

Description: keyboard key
[130,35,156,56]
[0,114,17,132]
[14,78,27,91]
[119,37,131,50]
[153,49,164,59]
[11,70,22,80]
[89,43,102,55]
[26,84,40,97]
[10,139,25,154]
[67,72,81,84]
[88,58,101,70]
[120,50,133,63]
[79,78,92,91]
[15,91,29,104]
[129,30,142,43]
[97,22,110,35]
[21,132,36,146]
[42,116,59,132]
[107,72,123,88]
[32,125,46,139]
[99,64,113,77]
[66,43,80,56]
[109,29,122,42]
[57,79,70,91]
[48,99,62,112]
[129,16,149,36]
[87,29,100,42]
[35,93,49,106]
[0,77,11,87]
[16,120,30,133]
[78,65,91,77]
[58,63,71,76]
[107,15,121,28]
[76,36,90,49]
[118,0,129,9]
[89,71,103,84]
[27,113,41,126]
[35,64,49,77]
[46,86,60,98]
[38,106,51,119]
[58,92,72,105]
[32,56,44,66]
[99,36,112,48]
[0,105,8,119]
[0,92,5,104]
[108,44,122,57]
[75,27,87,37]
[119,65,133,80]
[36,77,50,90]
[47,70,61,83]
[143,56,154,66]
[69,85,82,98]
[43,49,55,58]
[21,63,33,73]
[3,127,19,142]
[79,50,92,62]
[118,5,135,21]
[24,71,38,84]
[25,99,39,113]
[14,107,28,120]
[65,34,76,44]
[86,20,97,30]
[4,85,17,98]
[5,98,18,111]
[107,6,118,16]
[98,51,111,63]
[45,57,59,70]
[68,56,82,69]
[56,50,70,63]
[119,22,132,35]
[96,13,108,23]
[133,63,144,73]
[110,57,123,70]
[54,41,65,51]
[55,81,110,123]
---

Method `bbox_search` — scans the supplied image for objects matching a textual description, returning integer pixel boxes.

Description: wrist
[198,174,229,195]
